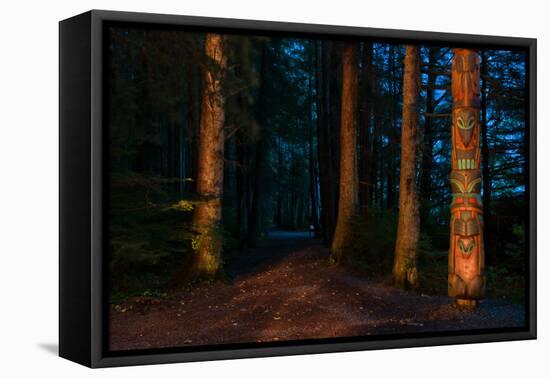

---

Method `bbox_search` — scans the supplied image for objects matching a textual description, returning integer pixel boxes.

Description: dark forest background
[107,28,527,303]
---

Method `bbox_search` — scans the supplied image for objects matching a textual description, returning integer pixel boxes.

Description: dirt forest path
[110,230,525,351]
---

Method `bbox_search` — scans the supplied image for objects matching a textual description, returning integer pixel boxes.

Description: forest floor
[109,230,525,351]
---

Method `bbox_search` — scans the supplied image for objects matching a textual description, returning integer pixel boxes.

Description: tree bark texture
[330,42,358,263]
[191,34,227,278]
[392,45,420,289]
[448,48,485,302]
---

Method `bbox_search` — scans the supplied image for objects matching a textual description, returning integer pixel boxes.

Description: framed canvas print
[59,10,536,368]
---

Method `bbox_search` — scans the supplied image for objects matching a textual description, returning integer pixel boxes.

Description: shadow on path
[224,229,322,280]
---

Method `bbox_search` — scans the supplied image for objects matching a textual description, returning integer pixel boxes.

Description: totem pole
[448,49,485,308]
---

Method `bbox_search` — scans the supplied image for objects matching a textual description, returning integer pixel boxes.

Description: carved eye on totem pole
[453,108,479,171]
[457,111,475,147]
[454,212,480,258]
[449,170,482,261]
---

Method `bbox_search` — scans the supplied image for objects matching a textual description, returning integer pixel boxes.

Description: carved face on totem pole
[448,49,485,300]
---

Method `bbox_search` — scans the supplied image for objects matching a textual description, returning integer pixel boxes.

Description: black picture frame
[59,9,537,368]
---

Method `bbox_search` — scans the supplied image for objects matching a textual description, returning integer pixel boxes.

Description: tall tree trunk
[448,49,485,307]
[190,34,226,279]
[420,47,437,227]
[392,46,420,289]
[480,52,494,265]
[330,42,358,263]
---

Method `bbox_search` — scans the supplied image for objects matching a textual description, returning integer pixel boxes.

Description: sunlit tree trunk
[330,42,358,263]
[448,49,485,307]
[392,46,420,289]
[191,34,227,278]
